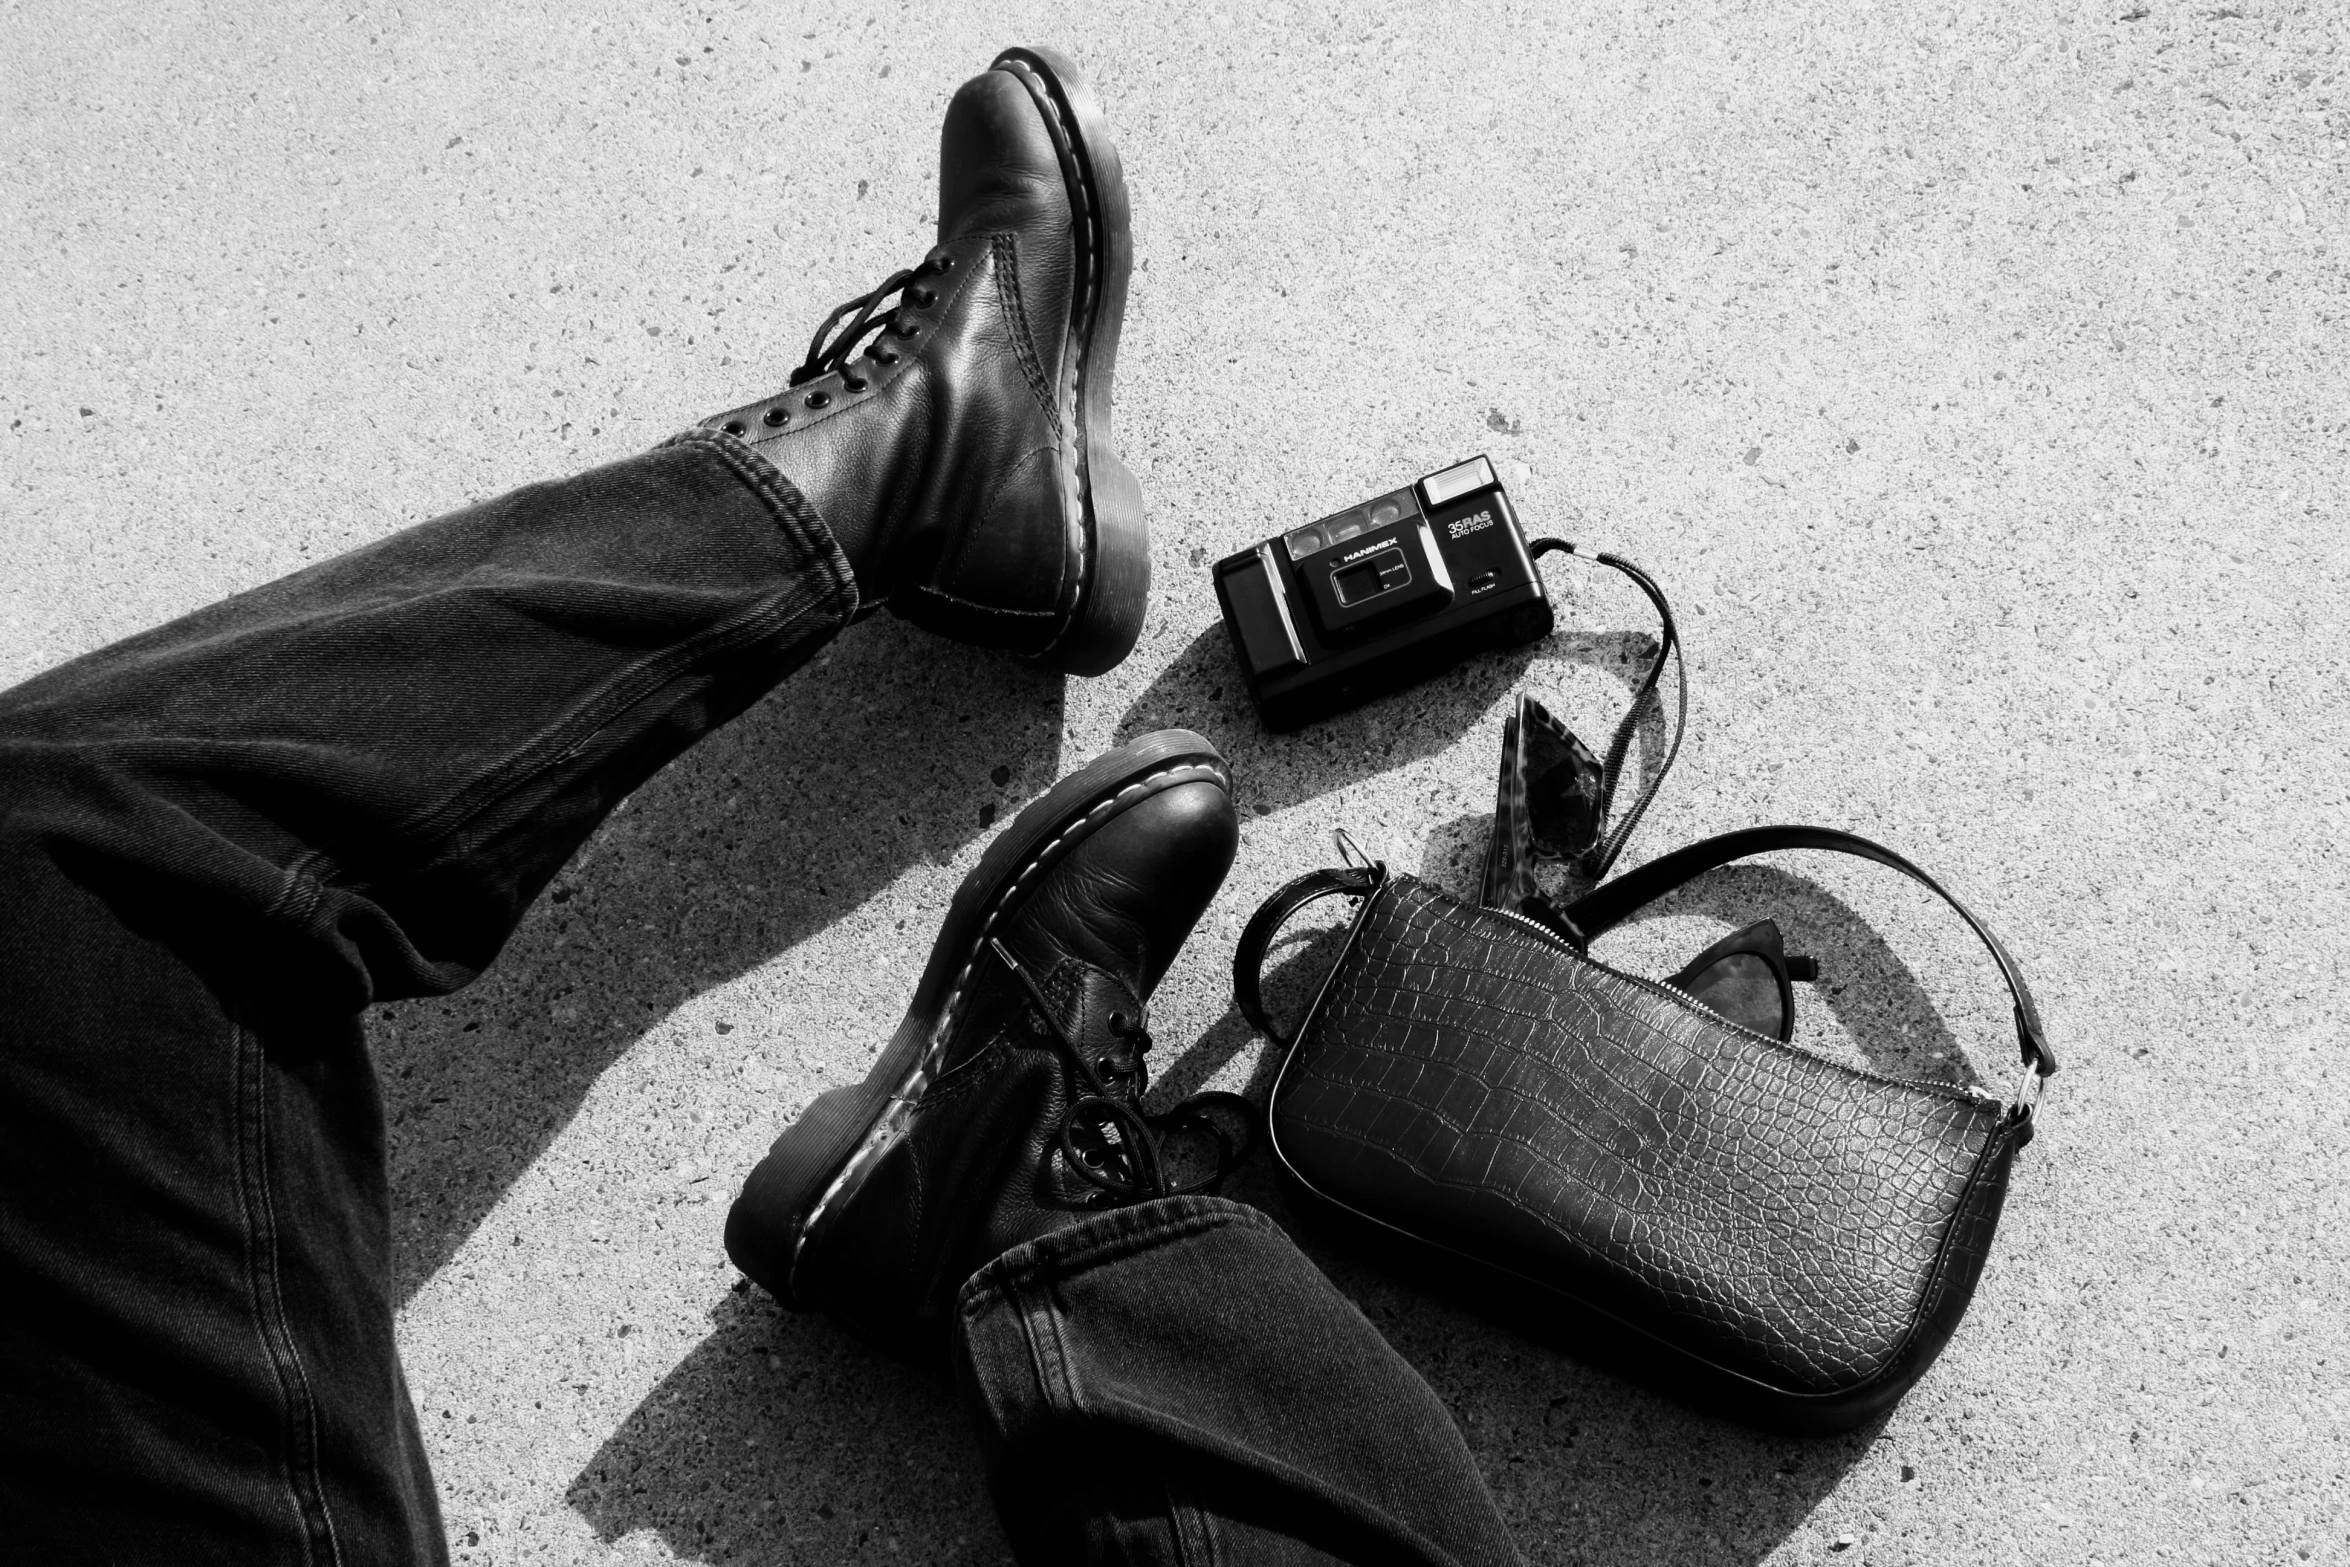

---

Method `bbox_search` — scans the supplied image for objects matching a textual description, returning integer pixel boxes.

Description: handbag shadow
[1240,1167,1896,1558]
[1197,850,2029,1440]
[1545,857,1989,1091]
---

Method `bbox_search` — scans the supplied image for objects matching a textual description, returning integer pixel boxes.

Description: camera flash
[1418,456,1498,509]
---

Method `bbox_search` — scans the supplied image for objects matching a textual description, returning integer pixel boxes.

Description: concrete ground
[6,1,2345,1562]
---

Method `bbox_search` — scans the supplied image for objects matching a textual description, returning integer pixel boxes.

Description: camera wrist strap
[1523,539,1687,880]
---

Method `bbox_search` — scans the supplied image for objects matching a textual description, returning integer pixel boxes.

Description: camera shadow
[1115,620,1666,822]
[371,616,1065,1302]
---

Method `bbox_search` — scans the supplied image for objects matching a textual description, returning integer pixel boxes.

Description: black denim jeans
[0,431,1521,1567]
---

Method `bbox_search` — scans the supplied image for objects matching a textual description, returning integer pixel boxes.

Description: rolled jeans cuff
[953,1196,1521,1567]
[662,424,859,620]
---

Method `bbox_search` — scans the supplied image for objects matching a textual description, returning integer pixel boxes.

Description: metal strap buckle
[2008,1059,2047,1120]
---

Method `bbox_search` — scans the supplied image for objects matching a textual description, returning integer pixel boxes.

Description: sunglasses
[1666,917,1820,1044]
[1481,693,1595,916]
[1484,692,1818,1042]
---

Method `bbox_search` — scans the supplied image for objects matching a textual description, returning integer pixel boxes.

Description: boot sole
[991,45,1146,679]
[725,729,1230,1306]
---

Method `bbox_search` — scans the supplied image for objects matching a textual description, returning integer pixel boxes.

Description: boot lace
[990,939,1254,1205]
[790,254,953,390]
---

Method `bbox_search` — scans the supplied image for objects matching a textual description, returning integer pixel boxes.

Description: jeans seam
[1167,1472,1221,1567]
[983,1197,1273,1286]
[354,434,855,867]
[1010,1274,1082,1420]
[233,1021,344,1567]
[388,573,845,869]
[1082,1394,1493,1567]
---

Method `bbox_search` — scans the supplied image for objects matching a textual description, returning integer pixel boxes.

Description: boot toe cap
[938,66,1071,243]
[1008,774,1240,996]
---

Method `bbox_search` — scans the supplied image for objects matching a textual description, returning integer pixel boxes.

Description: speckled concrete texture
[7,2,2346,1563]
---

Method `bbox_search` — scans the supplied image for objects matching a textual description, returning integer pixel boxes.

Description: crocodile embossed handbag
[1234,825,2056,1432]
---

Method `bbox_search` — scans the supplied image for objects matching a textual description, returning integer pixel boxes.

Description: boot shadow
[1112,620,1655,818]
[372,616,1065,1301]
[563,1285,1004,1563]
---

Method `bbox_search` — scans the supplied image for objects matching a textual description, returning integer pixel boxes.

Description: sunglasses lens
[1678,951,1787,1040]
[1523,705,1604,861]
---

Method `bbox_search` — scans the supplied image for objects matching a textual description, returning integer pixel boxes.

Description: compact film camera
[1212,456,1554,731]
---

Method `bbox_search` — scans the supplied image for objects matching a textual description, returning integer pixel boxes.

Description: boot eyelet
[721,420,747,436]
[873,349,899,365]
[805,390,832,410]
[842,373,868,393]
[762,407,789,428]
[909,287,936,308]
[891,321,919,339]
[933,255,955,272]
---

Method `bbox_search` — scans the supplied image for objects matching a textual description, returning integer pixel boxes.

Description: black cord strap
[1523,539,1687,880]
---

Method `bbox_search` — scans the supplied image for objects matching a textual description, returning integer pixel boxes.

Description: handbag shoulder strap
[1558,825,2056,1080]
[1234,866,1382,1046]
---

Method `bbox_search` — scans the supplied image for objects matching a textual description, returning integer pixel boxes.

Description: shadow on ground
[1112,621,1665,819]
[1600,861,1986,1089]
[1284,1201,1888,1567]
[569,914,1895,1567]
[1136,838,1960,1563]
[373,616,1065,1301]
[530,621,1935,1565]
[1151,902,1909,1566]
[1415,825,1983,1089]
[566,1286,1001,1564]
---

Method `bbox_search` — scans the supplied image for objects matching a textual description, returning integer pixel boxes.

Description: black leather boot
[705,45,1145,676]
[725,730,1242,1338]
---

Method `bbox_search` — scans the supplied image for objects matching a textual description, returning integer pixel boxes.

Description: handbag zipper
[1480,894,2003,1109]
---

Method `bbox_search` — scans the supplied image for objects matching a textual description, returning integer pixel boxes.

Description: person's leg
[0,431,858,1565]
[5,37,1150,1562]
[721,718,1517,1563]
[955,1199,1523,1567]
